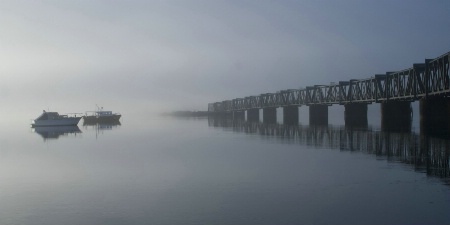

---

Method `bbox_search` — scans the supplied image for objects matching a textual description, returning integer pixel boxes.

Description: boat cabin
[97,111,113,116]
[35,111,64,121]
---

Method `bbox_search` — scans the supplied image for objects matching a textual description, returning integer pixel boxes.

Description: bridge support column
[309,105,328,125]
[283,106,299,125]
[247,108,260,122]
[213,112,232,118]
[263,107,277,124]
[233,111,245,120]
[381,101,411,131]
[420,97,450,136]
[344,103,368,128]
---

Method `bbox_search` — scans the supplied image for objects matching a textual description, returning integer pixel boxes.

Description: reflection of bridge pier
[208,116,450,182]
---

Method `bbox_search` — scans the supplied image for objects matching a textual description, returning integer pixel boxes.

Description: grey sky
[1,0,450,121]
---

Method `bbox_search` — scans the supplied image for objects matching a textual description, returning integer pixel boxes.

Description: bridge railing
[260,93,276,108]
[324,83,341,104]
[297,89,308,105]
[427,52,450,97]
[277,89,297,106]
[245,96,261,109]
[208,51,450,112]
[343,78,375,103]
[383,64,425,101]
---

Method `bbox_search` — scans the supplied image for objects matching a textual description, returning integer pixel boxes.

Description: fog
[1,0,450,122]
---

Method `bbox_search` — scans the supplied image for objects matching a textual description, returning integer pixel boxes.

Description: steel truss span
[208,51,450,112]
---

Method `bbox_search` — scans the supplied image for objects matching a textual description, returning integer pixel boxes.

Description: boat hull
[32,117,82,127]
[83,114,121,123]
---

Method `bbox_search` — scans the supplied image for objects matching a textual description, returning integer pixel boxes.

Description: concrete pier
[381,101,411,131]
[233,111,245,120]
[263,107,277,124]
[344,103,368,127]
[211,112,233,118]
[247,108,260,122]
[283,106,299,125]
[420,97,450,136]
[309,105,328,125]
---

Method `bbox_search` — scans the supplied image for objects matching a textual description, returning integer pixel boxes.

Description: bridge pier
[420,97,450,136]
[263,107,277,124]
[212,111,233,118]
[344,103,368,128]
[381,101,411,131]
[247,108,260,122]
[309,105,328,125]
[208,112,233,127]
[233,111,245,120]
[283,106,299,125]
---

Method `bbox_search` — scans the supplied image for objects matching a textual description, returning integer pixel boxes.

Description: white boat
[31,110,82,127]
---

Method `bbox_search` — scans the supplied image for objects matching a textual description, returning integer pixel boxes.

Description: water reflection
[32,126,81,140]
[82,120,121,138]
[208,117,450,183]
[83,120,121,129]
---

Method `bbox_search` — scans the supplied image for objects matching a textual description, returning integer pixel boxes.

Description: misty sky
[1,0,450,121]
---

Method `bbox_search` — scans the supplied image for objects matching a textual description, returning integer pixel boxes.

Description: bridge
[208,51,450,132]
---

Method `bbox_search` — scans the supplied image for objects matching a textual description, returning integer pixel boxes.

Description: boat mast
[95,104,103,112]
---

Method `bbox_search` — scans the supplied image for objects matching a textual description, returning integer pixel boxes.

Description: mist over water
[0,110,448,225]
[1,1,450,224]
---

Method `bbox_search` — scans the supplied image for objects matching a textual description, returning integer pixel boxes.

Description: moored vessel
[31,110,82,127]
[83,106,121,123]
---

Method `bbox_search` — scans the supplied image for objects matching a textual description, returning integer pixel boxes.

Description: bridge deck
[209,51,450,112]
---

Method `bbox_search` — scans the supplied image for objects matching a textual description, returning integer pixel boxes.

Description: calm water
[0,111,449,225]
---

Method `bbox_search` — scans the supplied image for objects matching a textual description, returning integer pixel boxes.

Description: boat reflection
[208,117,450,184]
[33,126,82,141]
[82,120,121,138]
[83,120,121,129]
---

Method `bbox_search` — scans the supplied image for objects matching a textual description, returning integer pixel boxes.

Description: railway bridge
[208,51,450,132]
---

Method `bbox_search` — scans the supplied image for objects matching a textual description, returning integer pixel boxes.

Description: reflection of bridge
[209,51,450,132]
[208,117,450,182]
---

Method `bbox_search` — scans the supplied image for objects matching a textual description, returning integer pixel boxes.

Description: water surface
[0,114,449,225]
